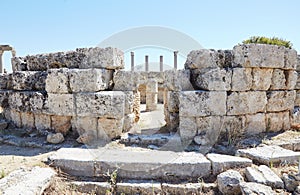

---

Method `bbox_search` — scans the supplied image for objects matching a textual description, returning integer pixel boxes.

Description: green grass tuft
[242,36,293,49]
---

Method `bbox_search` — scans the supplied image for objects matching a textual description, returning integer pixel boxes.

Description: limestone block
[284,48,298,70]
[266,112,290,132]
[9,91,46,113]
[78,47,124,70]
[207,154,252,175]
[34,114,51,133]
[26,52,65,71]
[233,44,285,68]
[245,113,266,134]
[227,91,267,115]
[140,71,165,83]
[47,133,64,144]
[71,116,97,136]
[191,68,232,91]
[45,93,74,116]
[167,112,179,131]
[239,182,276,195]
[195,116,222,154]
[179,91,227,117]
[0,73,12,90]
[184,49,219,69]
[222,116,246,133]
[51,115,72,135]
[20,112,35,129]
[133,91,140,122]
[75,91,125,118]
[11,56,27,71]
[251,68,273,90]
[270,69,297,90]
[12,71,47,91]
[123,113,135,132]
[231,68,252,91]
[113,70,141,91]
[217,170,243,195]
[167,91,179,113]
[69,68,113,92]
[123,91,134,115]
[295,72,300,90]
[45,68,70,94]
[0,90,11,109]
[98,117,124,139]
[295,91,300,106]
[179,116,197,146]
[266,90,295,112]
[10,109,22,128]
[164,70,194,91]
[270,69,286,90]
[146,93,157,111]
[297,55,300,71]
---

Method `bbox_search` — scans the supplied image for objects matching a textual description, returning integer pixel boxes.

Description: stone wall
[2,43,299,152]
[181,44,298,153]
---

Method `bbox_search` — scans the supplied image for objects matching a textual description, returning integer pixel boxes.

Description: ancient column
[174,51,178,70]
[146,79,158,111]
[131,52,134,71]
[145,55,149,72]
[160,55,163,72]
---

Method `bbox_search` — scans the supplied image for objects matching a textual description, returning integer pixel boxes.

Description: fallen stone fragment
[282,173,300,192]
[206,153,252,175]
[236,145,300,165]
[46,132,64,144]
[217,170,243,195]
[0,166,56,195]
[239,182,276,195]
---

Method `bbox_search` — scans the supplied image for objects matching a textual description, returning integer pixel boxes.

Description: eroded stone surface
[266,90,295,112]
[217,170,243,195]
[239,182,276,195]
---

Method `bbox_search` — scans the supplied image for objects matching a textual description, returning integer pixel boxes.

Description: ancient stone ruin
[0,43,299,153]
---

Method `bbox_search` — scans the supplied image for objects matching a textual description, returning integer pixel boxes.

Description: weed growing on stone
[242,36,292,49]
[0,169,6,179]
[105,169,118,195]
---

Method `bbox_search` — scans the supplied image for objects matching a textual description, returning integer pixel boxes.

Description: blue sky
[1,0,300,71]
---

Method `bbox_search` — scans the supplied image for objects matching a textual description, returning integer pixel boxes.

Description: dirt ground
[0,144,54,178]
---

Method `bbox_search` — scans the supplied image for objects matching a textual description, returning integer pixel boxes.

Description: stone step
[236,145,300,165]
[0,166,56,195]
[69,181,217,195]
[48,148,211,181]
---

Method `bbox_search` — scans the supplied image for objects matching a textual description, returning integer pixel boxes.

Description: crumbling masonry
[0,44,300,152]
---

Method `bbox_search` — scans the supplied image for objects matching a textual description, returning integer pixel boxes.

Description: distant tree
[242,36,292,49]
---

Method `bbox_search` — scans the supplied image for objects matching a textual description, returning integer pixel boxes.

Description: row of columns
[0,45,16,73]
[130,51,178,72]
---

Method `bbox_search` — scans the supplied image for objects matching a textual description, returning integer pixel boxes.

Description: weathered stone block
[123,113,135,132]
[69,69,113,92]
[9,91,46,113]
[34,114,51,132]
[270,69,297,90]
[98,117,124,139]
[266,112,290,132]
[71,116,97,137]
[217,170,243,195]
[0,73,12,90]
[231,68,252,91]
[227,91,267,115]
[191,68,232,91]
[222,116,246,133]
[113,71,140,91]
[20,112,35,129]
[47,133,64,144]
[239,182,276,195]
[233,44,285,68]
[184,49,219,69]
[164,70,194,91]
[51,115,72,135]
[78,47,124,70]
[195,116,222,154]
[12,71,47,91]
[45,93,74,116]
[297,55,300,71]
[295,91,300,106]
[266,90,295,112]
[207,153,252,175]
[179,91,226,117]
[284,48,298,70]
[10,109,22,128]
[179,116,197,146]
[11,56,27,71]
[75,91,125,118]
[0,90,11,109]
[245,113,266,134]
[45,68,70,93]
[251,68,273,90]
[167,91,179,113]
